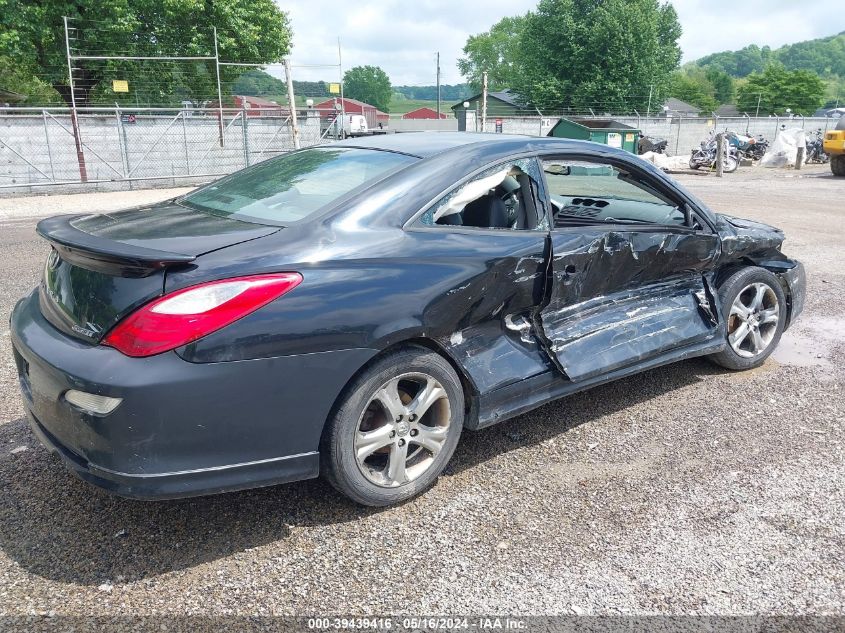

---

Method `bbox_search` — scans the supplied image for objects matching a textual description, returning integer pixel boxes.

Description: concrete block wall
[0,110,322,195]
[469,114,836,156]
[1,108,839,195]
[389,118,457,133]
[610,115,835,156]
[480,117,558,137]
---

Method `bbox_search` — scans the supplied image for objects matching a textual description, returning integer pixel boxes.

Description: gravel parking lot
[0,165,842,620]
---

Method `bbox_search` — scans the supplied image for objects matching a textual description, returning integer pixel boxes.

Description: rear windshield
[179,147,417,224]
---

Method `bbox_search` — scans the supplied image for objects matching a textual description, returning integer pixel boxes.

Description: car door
[408,156,553,395]
[536,153,721,382]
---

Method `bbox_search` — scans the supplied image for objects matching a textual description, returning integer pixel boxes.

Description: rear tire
[709,267,786,371]
[320,347,464,506]
[724,155,739,173]
[689,157,700,170]
[832,154,845,177]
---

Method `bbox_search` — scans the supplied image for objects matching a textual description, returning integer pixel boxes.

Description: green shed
[548,118,640,153]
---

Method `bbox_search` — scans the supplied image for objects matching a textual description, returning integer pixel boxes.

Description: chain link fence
[0,106,333,194]
[469,112,840,156]
[3,105,841,194]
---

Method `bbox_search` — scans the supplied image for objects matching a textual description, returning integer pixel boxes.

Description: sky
[278,0,845,86]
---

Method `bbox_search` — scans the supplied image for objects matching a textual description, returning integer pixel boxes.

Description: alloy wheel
[727,282,780,358]
[354,372,452,487]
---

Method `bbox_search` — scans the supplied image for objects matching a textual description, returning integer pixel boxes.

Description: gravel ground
[0,164,842,620]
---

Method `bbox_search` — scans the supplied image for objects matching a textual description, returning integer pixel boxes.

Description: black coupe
[11,133,805,506]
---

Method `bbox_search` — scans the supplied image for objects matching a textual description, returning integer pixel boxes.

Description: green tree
[669,69,717,113]
[823,74,845,108]
[457,16,526,92]
[0,0,291,106]
[232,69,285,97]
[291,80,331,99]
[343,65,392,112]
[0,56,62,104]
[393,84,471,101]
[666,65,734,111]
[705,66,735,104]
[736,64,826,115]
[694,32,845,79]
[515,0,682,112]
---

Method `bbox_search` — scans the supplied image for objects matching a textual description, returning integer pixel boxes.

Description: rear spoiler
[36,214,196,277]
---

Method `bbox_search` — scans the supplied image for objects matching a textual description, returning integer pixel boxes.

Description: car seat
[462,194,509,229]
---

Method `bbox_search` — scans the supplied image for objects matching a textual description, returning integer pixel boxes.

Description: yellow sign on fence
[112,80,129,93]
[329,83,340,95]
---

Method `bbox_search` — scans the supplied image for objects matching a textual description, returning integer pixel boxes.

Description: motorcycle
[689,134,739,172]
[805,129,829,164]
[638,134,668,154]
[726,131,768,162]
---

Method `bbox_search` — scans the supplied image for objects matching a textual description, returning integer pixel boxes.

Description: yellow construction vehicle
[824,116,845,176]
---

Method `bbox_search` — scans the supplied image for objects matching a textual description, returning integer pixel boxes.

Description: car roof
[332,132,602,159]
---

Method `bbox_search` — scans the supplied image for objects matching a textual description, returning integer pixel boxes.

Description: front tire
[709,267,786,371]
[832,154,845,177]
[723,155,739,173]
[321,347,464,506]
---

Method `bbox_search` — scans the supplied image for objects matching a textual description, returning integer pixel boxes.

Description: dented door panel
[437,319,554,394]
[541,228,721,382]
[402,229,551,395]
[542,277,719,381]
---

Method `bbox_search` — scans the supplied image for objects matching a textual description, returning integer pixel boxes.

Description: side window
[418,158,547,230]
[542,158,686,227]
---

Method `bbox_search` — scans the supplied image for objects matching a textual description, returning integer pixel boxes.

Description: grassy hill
[692,32,845,78]
[690,31,845,107]
[388,98,455,116]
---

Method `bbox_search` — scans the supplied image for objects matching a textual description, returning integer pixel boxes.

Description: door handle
[562,263,579,285]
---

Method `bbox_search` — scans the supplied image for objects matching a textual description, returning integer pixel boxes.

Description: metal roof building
[402,107,448,120]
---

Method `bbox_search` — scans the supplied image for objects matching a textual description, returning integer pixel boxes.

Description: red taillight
[103,273,302,357]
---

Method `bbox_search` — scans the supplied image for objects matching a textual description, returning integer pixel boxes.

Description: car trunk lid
[36,204,279,343]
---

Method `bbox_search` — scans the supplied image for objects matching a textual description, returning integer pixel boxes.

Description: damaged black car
[10,133,805,506]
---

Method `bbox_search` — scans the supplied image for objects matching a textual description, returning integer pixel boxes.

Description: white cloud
[280,0,536,85]
[274,0,845,86]
[671,0,841,62]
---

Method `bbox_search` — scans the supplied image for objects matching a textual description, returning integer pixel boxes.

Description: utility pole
[755,93,762,118]
[481,71,488,133]
[436,52,441,118]
[338,38,346,128]
[646,84,653,118]
[715,132,725,177]
[213,27,224,147]
[63,16,87,182]
[284,58,300,150]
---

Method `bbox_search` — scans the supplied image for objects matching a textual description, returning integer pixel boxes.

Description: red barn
[402,107,448,120]
[313,97,389,128]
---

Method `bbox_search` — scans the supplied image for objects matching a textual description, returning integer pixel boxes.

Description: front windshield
[180,147,417,224]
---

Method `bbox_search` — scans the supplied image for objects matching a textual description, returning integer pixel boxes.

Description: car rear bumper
[10,290,377,500]
[24,410,320,499]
